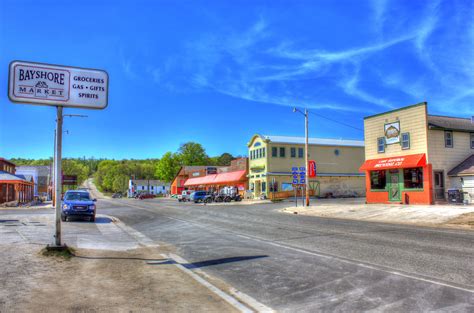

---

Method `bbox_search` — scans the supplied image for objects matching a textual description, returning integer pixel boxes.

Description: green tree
[178,142,208,166]
[217,153,234,166]
[155,152,180,182]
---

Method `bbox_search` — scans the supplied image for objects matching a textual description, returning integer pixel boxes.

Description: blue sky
[1,0,472,159]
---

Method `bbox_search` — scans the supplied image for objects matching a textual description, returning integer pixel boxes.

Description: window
[471,133,474,149]
[403,167,423,189]
[377,137,385,153]
[263,147,266,157]
[445,131,453,148]
[249,151,253,160]
[401,132,410,150]
[291,147,296,158]
[281,183,293,191]
[262,182,266,192]
[269,181,278,192]
[256,149,260,159]
[334,149,340,156]
[298,147,304,158]
[272,147,277,157]
[370,170,386,190]
[279,147,286,157]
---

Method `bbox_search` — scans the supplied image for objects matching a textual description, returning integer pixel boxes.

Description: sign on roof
[8,60,108,109]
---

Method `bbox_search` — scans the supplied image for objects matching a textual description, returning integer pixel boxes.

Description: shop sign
[384,121,400,144]
[374,157,405,169]
[206,167,218,175]
[308,160,316,177]
[8,60,108,109]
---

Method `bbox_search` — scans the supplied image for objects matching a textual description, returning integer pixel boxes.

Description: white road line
[168,253,274,313]
[234,234,474,294]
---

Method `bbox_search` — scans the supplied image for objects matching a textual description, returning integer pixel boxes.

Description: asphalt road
[95,197,474,312]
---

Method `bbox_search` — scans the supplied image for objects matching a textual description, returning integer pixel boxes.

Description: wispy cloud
[137,2,473,116]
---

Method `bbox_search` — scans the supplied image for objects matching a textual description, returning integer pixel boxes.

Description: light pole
[293,107,310,207]
[52,111,88,247]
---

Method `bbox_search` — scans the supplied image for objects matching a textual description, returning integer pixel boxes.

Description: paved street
[92,198,474,312]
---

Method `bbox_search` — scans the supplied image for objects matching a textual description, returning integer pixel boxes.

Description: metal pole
[54,106,63,246]
[305,109,310,207]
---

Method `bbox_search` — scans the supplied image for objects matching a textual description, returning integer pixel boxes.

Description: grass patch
[41,245,76,260]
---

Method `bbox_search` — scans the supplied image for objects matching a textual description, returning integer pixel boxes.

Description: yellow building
[360,102,474,204]
[247,134,366,199]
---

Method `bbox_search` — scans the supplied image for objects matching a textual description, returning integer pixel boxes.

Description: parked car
[61,190,97,222]
[137,193,155,200]
[191,191,208,203]
[178,190,193,202]
[112,192,122,198]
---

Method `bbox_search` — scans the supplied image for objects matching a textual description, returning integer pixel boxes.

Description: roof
[131,179,170,186]
[0,171,33,183]
[0,158,16,167]
[448,155,474,176]
[16,174,34,183]
[428,115,474,132]
[16,165,51,177]
[261,135,364,147]
[184,170,247,186]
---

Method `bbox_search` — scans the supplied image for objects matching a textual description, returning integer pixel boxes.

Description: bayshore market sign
[8,61,108,109]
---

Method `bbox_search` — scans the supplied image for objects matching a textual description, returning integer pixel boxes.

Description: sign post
[8,61,108,247]
[54,106,63,246]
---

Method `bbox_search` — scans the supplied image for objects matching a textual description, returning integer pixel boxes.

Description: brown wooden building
[0,158,34,205]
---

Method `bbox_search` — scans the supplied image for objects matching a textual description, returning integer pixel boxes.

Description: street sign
[292,166,306,184]
[8,60,108,109]
[62,175,77,186]
[308,160,316,177]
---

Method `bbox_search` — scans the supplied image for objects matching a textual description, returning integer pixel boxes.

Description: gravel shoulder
[0,244,237,313]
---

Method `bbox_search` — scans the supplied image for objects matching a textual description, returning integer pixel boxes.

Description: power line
[308,111,364,132]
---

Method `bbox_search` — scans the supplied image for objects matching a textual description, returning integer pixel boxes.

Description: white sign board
[8,61,108,109]
[384,121,400,145]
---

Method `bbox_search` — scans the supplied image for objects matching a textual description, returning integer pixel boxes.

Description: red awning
[360,153,426,171]
[184,174,217,186]
[213,170,246,184]
[184,170,247,186]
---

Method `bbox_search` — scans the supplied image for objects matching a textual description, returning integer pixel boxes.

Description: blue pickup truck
[190,191,208,203]
[61,190,97,222]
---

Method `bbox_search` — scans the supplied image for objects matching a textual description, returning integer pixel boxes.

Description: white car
[178,190,193,202]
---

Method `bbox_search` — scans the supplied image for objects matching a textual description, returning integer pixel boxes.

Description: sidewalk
[281,198,474,230]
[0,212,240,313]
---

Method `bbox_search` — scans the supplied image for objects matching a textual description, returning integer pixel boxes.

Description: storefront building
[0,158,35,204]
[360,102,474,204]
[247,135,365,199]
[181,158,248,195]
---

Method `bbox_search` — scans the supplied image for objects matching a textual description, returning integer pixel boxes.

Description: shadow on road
[148,255,269,269]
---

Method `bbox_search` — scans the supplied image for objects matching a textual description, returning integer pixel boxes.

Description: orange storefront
[360,153,433,204]
[183,170,248,195]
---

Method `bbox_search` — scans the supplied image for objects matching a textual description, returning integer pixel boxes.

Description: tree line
[10,142,239,194]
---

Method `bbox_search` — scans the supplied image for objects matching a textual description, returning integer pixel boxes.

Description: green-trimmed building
[247,134,366,199]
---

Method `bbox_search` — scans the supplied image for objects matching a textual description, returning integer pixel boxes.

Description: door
[389,170,401,202]
[434,171,445,200]
[254,181,261,197]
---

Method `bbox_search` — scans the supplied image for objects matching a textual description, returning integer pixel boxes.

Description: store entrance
[388,170,401,202]
[434,171,445,200]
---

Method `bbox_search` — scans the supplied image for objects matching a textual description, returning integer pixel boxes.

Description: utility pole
[304,108,310,207]
[52,112,88,247]
[293,107,311,207]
